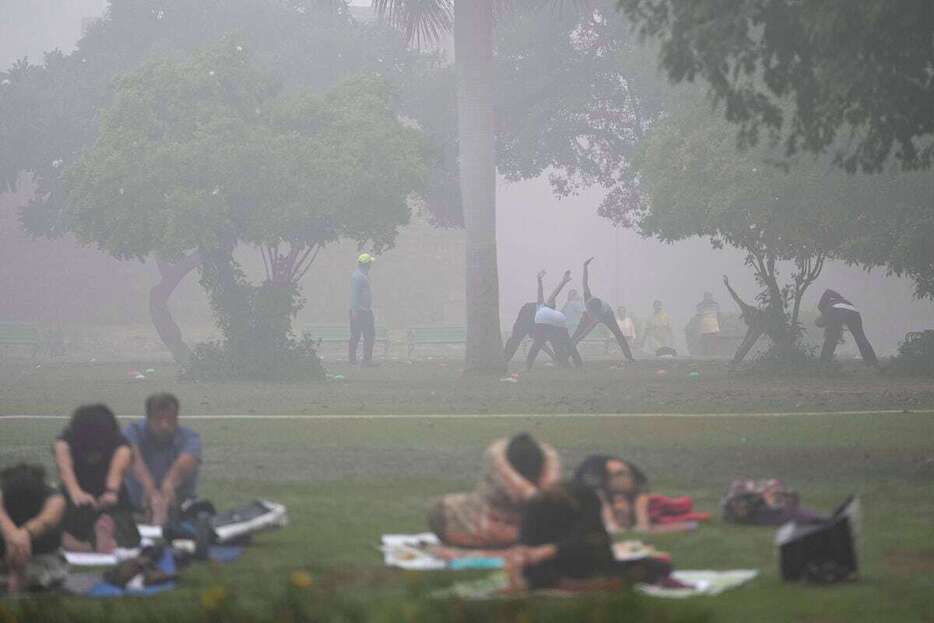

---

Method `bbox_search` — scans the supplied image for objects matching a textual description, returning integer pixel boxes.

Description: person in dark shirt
[722,275,769,364]
[506,482,671,592]
[54,404,140,553]
[816,289,879,367]
[0,464,67,593]
[570,258,636,363]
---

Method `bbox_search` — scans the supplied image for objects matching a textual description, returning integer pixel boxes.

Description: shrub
[891,330,934,376]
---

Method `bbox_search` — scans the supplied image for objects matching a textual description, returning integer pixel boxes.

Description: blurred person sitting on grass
[504,481,673,592]
[0,464,67,593]
[574,455,708,534]
[428,433,560,548]
[55,404,140,553]
[124,393,202,526]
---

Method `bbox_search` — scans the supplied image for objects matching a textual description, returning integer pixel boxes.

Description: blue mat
[69,546,244,598]
[207,545,245,563]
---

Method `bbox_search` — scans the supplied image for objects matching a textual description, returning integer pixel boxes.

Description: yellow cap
[357,253,374,264]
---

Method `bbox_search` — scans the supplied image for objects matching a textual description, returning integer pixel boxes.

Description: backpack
[722,479,800,525]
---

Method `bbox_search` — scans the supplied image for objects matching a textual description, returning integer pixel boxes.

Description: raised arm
[582,258,594,302]
[536,270,546,305]
[546,270,572,308]
[723,275,754,314]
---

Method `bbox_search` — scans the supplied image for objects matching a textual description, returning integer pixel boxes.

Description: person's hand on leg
[5,526,32,569]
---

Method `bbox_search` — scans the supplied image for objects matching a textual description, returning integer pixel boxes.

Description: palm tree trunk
[455,0,505,374]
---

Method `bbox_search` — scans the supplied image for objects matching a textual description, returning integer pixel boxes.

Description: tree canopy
[61,40,426,378]
[617,0,934,174]
[2,0,423,230]
[65,39,426,273]
[637,89,934,330]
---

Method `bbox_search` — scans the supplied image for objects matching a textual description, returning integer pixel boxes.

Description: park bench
[407,325,466,358]
[0,322,42,360]
[303,325,391,357]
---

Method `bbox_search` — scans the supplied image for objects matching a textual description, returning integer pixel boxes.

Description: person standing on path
[349,253,377,367]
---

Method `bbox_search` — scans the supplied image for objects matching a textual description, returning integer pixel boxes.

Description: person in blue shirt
[124,394,201,526]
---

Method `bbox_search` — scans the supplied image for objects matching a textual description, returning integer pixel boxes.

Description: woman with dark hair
[427,433,561,548]
[505,482,673,592]
[54,404,140,553]
[574,455,708,533]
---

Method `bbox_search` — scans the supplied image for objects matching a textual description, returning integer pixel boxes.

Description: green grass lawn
[2,412,933,622]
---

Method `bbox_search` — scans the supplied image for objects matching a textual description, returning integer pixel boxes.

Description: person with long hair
[54,404,140,553]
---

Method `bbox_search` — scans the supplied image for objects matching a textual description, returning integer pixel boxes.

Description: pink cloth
[648,495,711,525]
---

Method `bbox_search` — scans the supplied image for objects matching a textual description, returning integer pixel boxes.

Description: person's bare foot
[94,514,117,553]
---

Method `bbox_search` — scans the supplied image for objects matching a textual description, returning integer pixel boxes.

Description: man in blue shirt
[349,253,377,366]
[124,394,201,526]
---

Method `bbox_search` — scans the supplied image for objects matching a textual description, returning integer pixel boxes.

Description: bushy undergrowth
[182,334,325,383]
[891,330,934,376]
[747,339,822,375]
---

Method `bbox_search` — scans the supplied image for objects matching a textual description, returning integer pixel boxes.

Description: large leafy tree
[637,94,934,348]
[63,41,426,374]
[616,0,934,299]
[616,0,934,174]
[0,0,428,360]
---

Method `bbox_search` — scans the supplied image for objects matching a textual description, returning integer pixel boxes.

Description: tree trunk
[455,0,505,375]
[150,254,201,364]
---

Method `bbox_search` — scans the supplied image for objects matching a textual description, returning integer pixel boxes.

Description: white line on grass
[0,409,916,421]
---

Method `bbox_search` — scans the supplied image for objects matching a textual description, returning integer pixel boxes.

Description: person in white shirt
[527,271,583,371]
[616,306,637,344]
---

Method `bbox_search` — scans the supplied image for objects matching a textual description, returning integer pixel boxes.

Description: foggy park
[0,1,932,621]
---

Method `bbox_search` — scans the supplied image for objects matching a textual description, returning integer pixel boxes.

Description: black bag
[162,499,217,559]
[776,496,859,584]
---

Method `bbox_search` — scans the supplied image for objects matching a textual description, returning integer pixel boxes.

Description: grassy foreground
[1,412,933,622]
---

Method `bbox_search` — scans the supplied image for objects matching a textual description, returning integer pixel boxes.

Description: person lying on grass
[428,433,560,548]
[0,464,67,593]
[124,393,202,526]
[54,404,140,553]
[504,482,672,593]
[574,455,709,534]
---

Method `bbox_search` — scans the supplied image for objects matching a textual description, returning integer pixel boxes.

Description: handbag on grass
[775,496,860,584]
